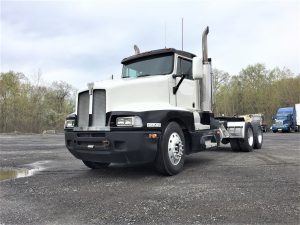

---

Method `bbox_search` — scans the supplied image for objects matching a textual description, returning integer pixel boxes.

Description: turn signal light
[148,133,158,139]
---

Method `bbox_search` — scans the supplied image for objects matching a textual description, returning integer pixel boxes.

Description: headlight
[65,119,75,128]
[116,116,143,127]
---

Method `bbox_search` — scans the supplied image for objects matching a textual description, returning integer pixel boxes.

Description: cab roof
[121,48,196,64]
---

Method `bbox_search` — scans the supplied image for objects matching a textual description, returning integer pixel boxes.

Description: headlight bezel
[64,113,76,129]
[64,119,75,128]
[116,116,143,127]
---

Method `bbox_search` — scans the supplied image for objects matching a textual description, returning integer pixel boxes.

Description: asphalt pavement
[0,133,299,225]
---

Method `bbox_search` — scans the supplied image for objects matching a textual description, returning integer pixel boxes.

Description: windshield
[276,116,287,120]
[122,54,174,78]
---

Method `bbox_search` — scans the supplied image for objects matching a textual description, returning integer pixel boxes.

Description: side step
[200,134,218,149]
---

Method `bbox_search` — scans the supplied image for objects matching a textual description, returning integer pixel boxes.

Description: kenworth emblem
[147,123,161,128]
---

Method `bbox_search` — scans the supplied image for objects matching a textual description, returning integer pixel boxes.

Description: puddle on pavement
[0,161,50,181]
[0,168,34,181]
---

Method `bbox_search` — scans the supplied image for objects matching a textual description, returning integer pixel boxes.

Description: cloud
[1,0,299,88]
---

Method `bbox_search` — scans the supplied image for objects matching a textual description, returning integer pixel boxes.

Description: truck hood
[78,76,178,112]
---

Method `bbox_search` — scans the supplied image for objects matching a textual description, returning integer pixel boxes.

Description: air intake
[92,90,106,127]
[77,91,89,127]
[77,90,106,128]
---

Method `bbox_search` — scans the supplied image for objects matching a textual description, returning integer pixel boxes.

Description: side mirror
[192,57,203,80]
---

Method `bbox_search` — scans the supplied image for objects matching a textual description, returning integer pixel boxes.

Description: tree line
[0,71,76,133]
[1,64,299,133]
[213,63,300,127]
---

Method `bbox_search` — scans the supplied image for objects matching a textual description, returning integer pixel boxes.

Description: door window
[177,57,192,79]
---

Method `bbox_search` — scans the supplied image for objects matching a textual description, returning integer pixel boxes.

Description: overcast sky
[1,0,299,88]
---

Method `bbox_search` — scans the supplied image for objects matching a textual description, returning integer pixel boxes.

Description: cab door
[175,57,198,110]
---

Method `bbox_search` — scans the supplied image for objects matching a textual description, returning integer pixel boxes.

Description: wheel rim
[248,128,254,146]
[168,132,184,166]
[257,132,263,144]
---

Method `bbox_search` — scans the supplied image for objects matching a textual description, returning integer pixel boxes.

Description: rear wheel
[82,160,110,169]
[155,122,185,176]
[240,123,254,152]
[230,140,241,152]
[230,123,254,152]
[253,125,263,149]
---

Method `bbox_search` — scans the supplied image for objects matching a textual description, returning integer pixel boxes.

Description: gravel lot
[0,133,299,225]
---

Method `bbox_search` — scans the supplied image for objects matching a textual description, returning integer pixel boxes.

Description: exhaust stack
[201,26,212,112]
[202,26,209,63]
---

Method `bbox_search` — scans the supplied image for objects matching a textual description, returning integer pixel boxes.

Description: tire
[221,139,230,145]
[82,160,110,169]
[230,139,241,152]
[272,130,277,133]
[155,122,185,176]
[253,125,263,149]
[239,123,254,152]
[230,123,254,152]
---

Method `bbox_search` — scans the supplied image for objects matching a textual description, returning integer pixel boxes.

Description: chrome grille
[92,90,106,127]
[77,89,106,128]
[77,91,89,127]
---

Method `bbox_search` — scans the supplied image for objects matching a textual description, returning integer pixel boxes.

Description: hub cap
[248,128,254,146]
[168,132,184,166]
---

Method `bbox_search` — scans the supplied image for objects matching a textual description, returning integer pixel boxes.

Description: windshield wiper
[138,74,152,78]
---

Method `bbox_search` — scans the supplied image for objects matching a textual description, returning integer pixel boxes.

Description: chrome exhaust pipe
[201,26,212,112]
[202,26,209,63]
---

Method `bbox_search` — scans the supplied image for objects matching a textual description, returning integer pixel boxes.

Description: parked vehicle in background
[239,114,267,132]
[272,106,297,133]
[295,103,300,132]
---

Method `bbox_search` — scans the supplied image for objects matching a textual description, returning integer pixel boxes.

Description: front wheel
[155,122,185,176]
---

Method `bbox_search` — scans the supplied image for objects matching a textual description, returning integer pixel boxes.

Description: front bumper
[272,125,289,132]
[65,130,160,164]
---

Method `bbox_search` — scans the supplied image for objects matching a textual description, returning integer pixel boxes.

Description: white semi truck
[64,27,263,175]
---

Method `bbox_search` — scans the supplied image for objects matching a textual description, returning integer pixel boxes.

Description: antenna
[164,21,167,48]
[181,18,183,51]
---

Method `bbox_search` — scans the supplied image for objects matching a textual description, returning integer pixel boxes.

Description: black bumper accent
[65,131,160,164]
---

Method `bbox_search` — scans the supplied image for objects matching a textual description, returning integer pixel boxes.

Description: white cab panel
[79,76,173,112]
[176,78,198,110]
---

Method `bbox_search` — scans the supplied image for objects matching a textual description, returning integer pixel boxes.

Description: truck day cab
[64,27,263,175]
[272,105,299,133]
